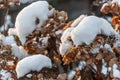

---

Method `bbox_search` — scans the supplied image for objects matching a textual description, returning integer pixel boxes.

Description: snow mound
[71,16,116,47]
[14,1,55,45]
[16,54,52,78]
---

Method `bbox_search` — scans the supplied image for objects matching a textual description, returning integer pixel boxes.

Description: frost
[14,1,54,44]
[16,54,52,78]
[0,69,14,80]
[71,16,116,47]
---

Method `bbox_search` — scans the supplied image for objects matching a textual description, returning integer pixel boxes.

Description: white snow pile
[11,44,28,60]
[59,15,116,56]
[9,1,55,45]
[0,69,14,80]
[71,16,116,47]
[0,15,13,32]
[16,54,52,78]
[59,15,87,56]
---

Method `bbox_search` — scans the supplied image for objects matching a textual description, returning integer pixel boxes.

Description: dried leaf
[96,53,103,60]
[109,57,118,67]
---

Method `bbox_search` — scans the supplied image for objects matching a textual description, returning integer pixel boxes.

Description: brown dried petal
[109,57,118,67]
[96,53,103,60]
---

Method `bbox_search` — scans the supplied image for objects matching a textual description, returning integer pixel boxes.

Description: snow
[55,30,63,35]
[61,28,73,43]
[40,37,48,46]
[59,15,116,55]
[71,16,116,47]
[67,61,86,80]
[76,61,87,70]
[8,28,17,36]
[26,74,32,78]
[0,15,13,32]
[14,1,54,45]
[71,14,87,28]
[114,33,120,47]
[67,70,76,80]
[59,27,73,56]
[112,64,120,78]
[0,69,14,80]
[7,61,14,66]
[2,35,16,45]
[59,42,72,56]
[0,33,5,40]
[90,46,100,54]
[11,44,28,60]
[16,54,52,78]
[104,44,113,52]
[101,59,112,76]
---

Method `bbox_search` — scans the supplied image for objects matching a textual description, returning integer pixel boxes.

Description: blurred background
[0,0,106,33]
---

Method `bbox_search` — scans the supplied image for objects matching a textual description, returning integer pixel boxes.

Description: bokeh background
[0,0,103,27]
